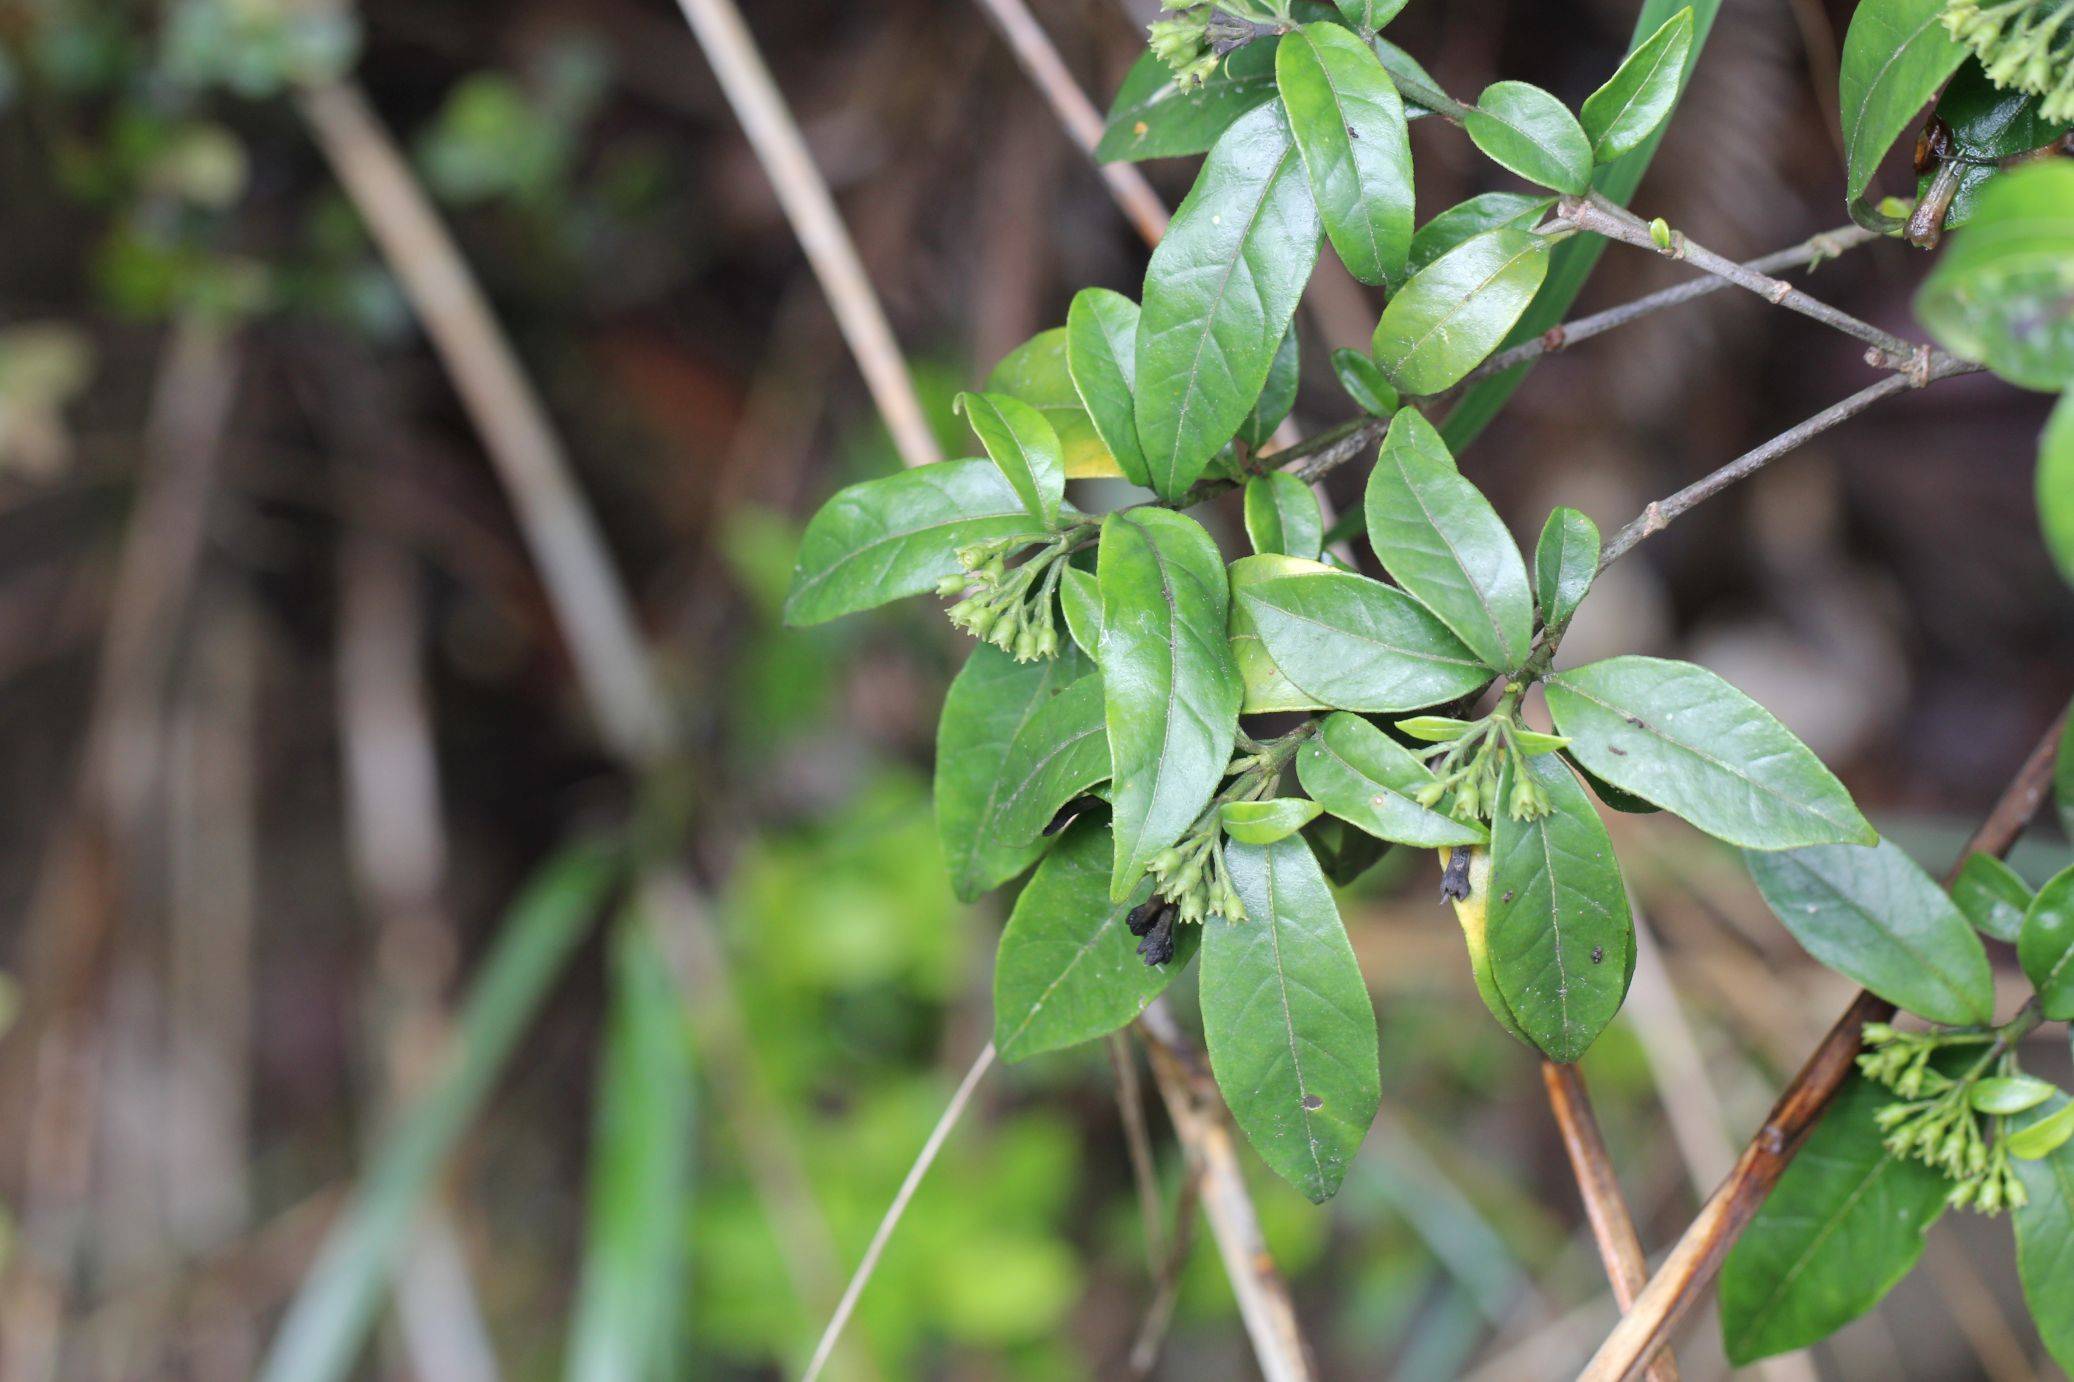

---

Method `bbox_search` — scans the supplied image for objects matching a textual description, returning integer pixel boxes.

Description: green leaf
[1745,838,1995,1027]
[2013,1096,2074,1373]
[1564,751,1661,814]
[1486,757,1634,1062]
[1227,553,1335,713]
[2012,1098,2074,1159]
[987,675,1113,844]
[2020,865,2074,1020]
[1202,835,1380,1202]
[1245,471,1325,559]
[1333,0,1408,32]
[1277,22,1414,286]
[1363,408,1534,671]
[1442,0,1721,453]
[1969,1074,2058,1115]
[1546,656,1876,849]
[956,391,1065,528]
[1331,347,1399,416]
[1095,41,1281,164]
[1060,565,1103,658]
[1297,712,1486,848]
[1238,324,1301,449]
[1533,506,1600,634]
[1580,9,1694,164]
[993,819,1195,1062]
[1915,61,2072,238]
[1719,1071,1951,1364]
[1953,851,2034,943]
[1373,227,1551,396]
[1235,567,1492,711]
[1222,797,1326,844]
[1463,81,1593,194]
[936,644,1089,901]
[784,460,1049,626]
[1370,36,1450,117]
[566,919,694,1382]
[1916,162,2074,392]
[1098,509,1243,899]
[261,845,620,1382]
[1306,815,1392,887]
[988,328,1123,478]
[1066,287,1152,488]
[1396,714,1476,742]
[1136,101,1321,498]
[2041,391,2074,585]
[1838,0,1967,203]
[1406,192,1555,280]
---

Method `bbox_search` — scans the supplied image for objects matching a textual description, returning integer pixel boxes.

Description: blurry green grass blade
[566,918,696,1382]
[1441,0,1722,452]
[260,843,622,1382]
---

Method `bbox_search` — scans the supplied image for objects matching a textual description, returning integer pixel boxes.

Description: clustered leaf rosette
[1946,0,2074,122]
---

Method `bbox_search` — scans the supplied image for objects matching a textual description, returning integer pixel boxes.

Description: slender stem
[802,1042,998,1382]
[1541,1062,1681,1382]
[1108,1032,1167,1266]
[1579,707,2069,1382]
[669,0,943,469]
[1561,192,1924,366]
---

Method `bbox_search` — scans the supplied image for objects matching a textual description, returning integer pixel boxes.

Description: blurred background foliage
[0,0,2069,1377]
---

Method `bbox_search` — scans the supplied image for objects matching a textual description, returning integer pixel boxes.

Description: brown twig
[1126,1169,1201,1379]
[1108,1032,1167,1266]
[667,0,943,469]
[1579,705,2070,1382]
[1541,1063,1681,1382]
[1136,1000,1315,1382]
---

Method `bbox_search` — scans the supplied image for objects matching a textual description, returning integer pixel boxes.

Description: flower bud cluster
[1412,710,1557,824]
[1148,2,1291,86]
[1945,0,2074,123]
[937,532,1076,662]
[1860,1024,2029,1215]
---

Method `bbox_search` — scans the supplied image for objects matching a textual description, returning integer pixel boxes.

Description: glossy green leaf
[2020,865,2074,1020]
[261,845,620,1382]
[1278,21,1414,286]
[1953,851,2034,943]
[1227,554,1335,713]
[1334,0,1408,32]
[1060,565,1103,658]
[1370,35,1451,118]
[1534,506,1600,635]
[1364,408,1534,671]
[936,645,1089,901]
[566,919,694,1382]
[987,675,1112,845]
[2042,391,2074,585]
[1306,815,1392,887]
[1095,41,1281,164]
[1136,101,1321,499]
[1238,324,1301,449]
[1746,838,1995,1027]
[1396,715,1475,742]
[2012,1098,2074,1159]
[1719,1071,1951,1363]
[1546,656,1876,849]
[1917,163,2074,392]
[1581,9,1694,164]
[1839,0,1966,202]
[1222,797,1326,844]
[1298,713,1486,848]
[2013,1097,2074,1372]
[785,460,1049,626]
[1244,471,1325,560]
[993,819,1195,1063]
[1969,1074,2058,1115]
[987,328,1122,478]
[1373,227,1551,396]
[1485,757,1633,1062]
[956,390,1064,528]
[1565,751,1661,814]
[1202,835,1380,1202]
[1236,567,1492,711]
[1464,81,1593,194]
[1406,192,1554,279]
[1331,347,1399,416]
[1066,288,1151,488]
[1099,509,1243,899]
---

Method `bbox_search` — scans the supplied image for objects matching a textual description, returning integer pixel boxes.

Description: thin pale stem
[1562,191,1923,366]
[1108,1032,1167,1266]
[1580,706,2070,1382]
[670,0,943,469]
[801,1042,998,1382]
